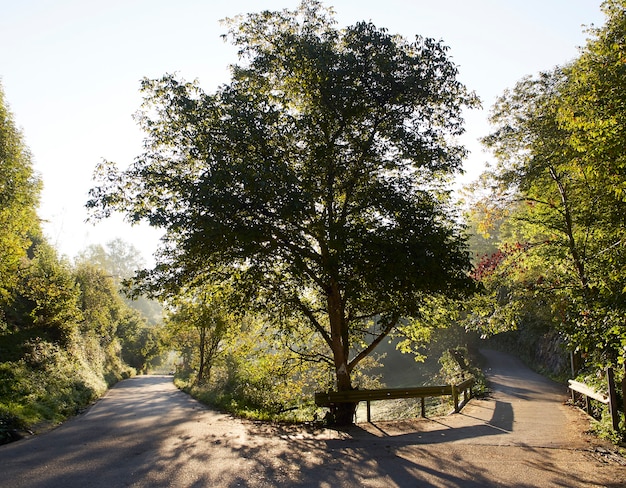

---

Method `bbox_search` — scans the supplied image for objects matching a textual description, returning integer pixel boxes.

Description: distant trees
[473,0,626,369]
[77,238,145,282]
[76,239,163,325]
[165,284,230,385]
[88,0,477,424]
[75,240,164,373]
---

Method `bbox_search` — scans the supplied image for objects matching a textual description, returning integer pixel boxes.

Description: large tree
[88,1,477,423]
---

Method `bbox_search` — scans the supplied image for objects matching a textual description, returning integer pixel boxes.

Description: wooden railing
[315,377,475,422]
[569,368,621,431]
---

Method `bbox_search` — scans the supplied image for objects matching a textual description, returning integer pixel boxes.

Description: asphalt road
[1,349,626,487]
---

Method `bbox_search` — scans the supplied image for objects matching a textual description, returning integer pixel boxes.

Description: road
[1,349,626,487]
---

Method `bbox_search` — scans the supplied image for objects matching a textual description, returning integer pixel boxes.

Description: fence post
[420,397,426,418]
[622,363,626,428]
[606,367,620,431]
[452,383,459,413]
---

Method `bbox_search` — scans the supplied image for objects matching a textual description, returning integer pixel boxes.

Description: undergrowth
[572,367,626,445]
[176,343,488,425]
[0,333,134,445]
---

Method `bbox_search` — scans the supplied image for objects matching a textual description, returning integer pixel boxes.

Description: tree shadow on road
[2,375,624,488]
[213,419,624,488]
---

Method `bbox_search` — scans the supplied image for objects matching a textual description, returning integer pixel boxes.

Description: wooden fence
[315,377,475,423]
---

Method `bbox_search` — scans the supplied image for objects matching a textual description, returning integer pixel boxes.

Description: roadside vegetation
[0,92,164,444]
[0,238,165,444]
[457,0,626,442]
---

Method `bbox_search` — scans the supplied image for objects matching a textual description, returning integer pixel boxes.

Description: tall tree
[0,83,42,312]
[480,0,626,368]
[88,1,477,424]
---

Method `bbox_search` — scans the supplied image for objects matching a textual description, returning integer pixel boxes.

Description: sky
[0,0,606,264]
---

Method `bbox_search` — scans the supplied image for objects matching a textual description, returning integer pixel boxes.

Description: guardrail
[568,368,620,431]
[315,377,475,422]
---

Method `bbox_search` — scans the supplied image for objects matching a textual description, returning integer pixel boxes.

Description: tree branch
[348,314,399,372]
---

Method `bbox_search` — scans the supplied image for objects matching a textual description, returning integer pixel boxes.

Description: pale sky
[0,0,605,263]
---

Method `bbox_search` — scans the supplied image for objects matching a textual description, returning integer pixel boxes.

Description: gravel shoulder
[1,349,625,487]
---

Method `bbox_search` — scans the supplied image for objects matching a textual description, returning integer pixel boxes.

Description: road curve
[1,350,626,487]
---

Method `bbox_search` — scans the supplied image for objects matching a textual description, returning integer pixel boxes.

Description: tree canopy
[477,0,626,368]
[88,0,478,424]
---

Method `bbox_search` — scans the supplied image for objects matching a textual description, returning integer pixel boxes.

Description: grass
[175,376,318,423]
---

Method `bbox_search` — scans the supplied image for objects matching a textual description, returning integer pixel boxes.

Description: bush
[0,337,118,439]
[177,351,322,422]
[438,347,488,397]
[572,367,626,444]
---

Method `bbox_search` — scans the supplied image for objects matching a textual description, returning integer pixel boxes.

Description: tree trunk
[196,326,206,385]
[622,363,626,428]
[549,166,589,292]
[328,280,356,425]
[333,357,357,425]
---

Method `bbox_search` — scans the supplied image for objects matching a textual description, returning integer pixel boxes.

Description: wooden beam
[568,380,609,404]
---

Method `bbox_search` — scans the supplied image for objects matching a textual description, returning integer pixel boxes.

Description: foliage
[0,408,27,445]
[572,366,626,443]
[473,1,626,370]
[74,240,165,373]
[76,238,146,281]
[0,241,140,441]
[392,295,465,360]
[74,262,162,375]
[0,91,160,442]
[87,1,478,423]
[175,312,336,422]
[10,243,83,345]
[437,347,487,397]
[164,284,232,384]
[0,82,42,310]
[76,239,163,325]
[117,311,163,373]
[0,340,110,444]
[74,263,122,345]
